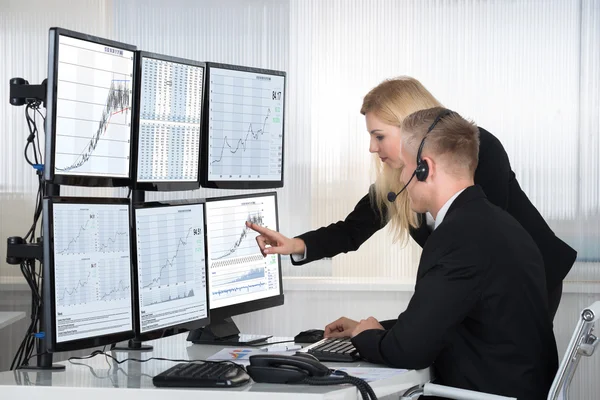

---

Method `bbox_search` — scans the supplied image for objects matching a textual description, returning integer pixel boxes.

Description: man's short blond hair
[401,107,480,178]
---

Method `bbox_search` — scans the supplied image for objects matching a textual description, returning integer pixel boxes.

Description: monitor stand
[111,339,153,352]
[18,352,65,371]
[187,317,272,346]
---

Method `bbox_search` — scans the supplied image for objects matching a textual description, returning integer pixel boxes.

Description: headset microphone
[387,171,416,202]
[386,191,397,202]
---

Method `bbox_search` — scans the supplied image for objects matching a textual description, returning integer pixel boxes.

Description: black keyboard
[301,337,360,362]
[153,362,250,388]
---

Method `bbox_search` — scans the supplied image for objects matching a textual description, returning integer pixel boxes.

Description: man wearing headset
[325,108,559,399]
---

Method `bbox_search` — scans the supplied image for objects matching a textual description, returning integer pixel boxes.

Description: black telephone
[247,353,378,400]
[247,353,330,384]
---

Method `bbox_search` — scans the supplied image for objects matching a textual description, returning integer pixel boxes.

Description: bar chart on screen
[206,195,280,308]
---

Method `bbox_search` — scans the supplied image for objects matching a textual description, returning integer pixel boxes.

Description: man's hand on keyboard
[324,317,359,338]
[351,316,384,337]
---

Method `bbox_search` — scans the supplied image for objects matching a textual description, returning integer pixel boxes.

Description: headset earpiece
[415,159,429,182]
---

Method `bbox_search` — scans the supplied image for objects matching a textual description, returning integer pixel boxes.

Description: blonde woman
[248,77,576,320]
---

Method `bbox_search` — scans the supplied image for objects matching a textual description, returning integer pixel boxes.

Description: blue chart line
[212,282,266,297]
[211,108,270,164]
[143,227,193,289]
[58,271,92,303]
[57,79,131,172]
[211,213,265,260]
[212,267,265,287]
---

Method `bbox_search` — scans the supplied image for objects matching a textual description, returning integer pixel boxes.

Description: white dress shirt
[430,188,467,231]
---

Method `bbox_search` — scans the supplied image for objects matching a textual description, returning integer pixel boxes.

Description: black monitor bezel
[200,62,286,190]
[131,52,206,192]
[42,196,136,353]
[205,191,284,319]
[131,199,211,342]
[44,27,137,187]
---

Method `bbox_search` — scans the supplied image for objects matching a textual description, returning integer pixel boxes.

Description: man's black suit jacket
[293,127,577,293]
[351,186,559,399]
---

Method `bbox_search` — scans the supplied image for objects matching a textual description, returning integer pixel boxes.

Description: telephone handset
[247,353,331,384]
[247,353,378,400]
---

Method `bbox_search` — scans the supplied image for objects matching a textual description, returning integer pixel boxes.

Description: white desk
[0,311,26,330]
[0,333,430,399]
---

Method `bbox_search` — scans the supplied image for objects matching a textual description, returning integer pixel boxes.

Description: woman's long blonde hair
[360,77,443,244]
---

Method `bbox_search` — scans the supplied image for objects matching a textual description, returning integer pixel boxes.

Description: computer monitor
[132,52,205,191]
[200,63,286,189]
[131,200,210,342]
[42,197,135,352]
[44,27,136,187]
[188,192,284,345]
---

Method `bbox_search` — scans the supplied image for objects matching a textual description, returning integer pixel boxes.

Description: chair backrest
[547,301,600,400]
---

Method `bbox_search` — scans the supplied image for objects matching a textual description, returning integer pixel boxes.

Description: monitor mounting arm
[9,77,47,107]
[6,237,43,265]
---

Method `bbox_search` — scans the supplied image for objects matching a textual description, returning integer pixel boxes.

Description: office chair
[400,301,600,400]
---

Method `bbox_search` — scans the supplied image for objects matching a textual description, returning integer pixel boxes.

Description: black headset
[415,108,454,181]
[387,108,454,202]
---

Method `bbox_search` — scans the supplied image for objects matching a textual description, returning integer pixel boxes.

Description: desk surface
[0,311,26,330]
[0,333,430,399]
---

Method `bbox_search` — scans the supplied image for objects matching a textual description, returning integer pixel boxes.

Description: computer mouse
[294,329,325,343]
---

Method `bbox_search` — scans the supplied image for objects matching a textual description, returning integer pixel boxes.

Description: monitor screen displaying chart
[205,64,285,187]
[49,32,135,180]
[134,202,208,334]
[205,193,281,309]
[49,200,134,345]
